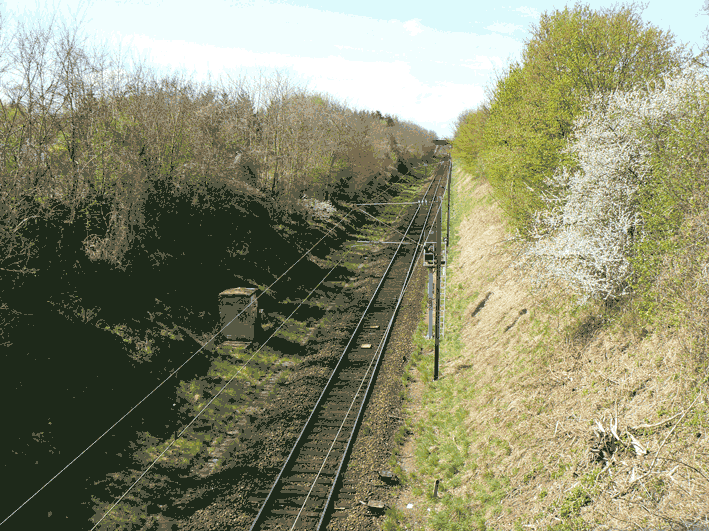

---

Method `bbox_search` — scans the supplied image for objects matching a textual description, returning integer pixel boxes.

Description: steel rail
[248,168,445,530]
[315,166,445,530]
[248,188,430,531]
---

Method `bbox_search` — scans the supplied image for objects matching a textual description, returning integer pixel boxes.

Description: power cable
[350,162,444,248]
[353,206,423,247]
[1,155,443,526]
[250,176,440,530]
[90,242,353,530]
[292,170,439,529]
[0,206,356,528]
[93,164,441,528]
[309,157,441,237]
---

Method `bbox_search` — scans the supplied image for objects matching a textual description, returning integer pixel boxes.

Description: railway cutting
[245,162,448,530]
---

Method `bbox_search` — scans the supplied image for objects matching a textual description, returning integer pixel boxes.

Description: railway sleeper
[323,389,362,399]
[354,331,383,342]
[316,402,360,410]
[304,429,350,439]
[309,421,357,430]
[337,360,371,370]
[290,465,339,474]
[274,494,326,506]
[281,474,334,485]
[266,510,325,524]
[291,456,341,469]
[301,442,347,453]
[335,373,374,382]
[276,493,330,507]
[311,418,360,430]
[296,451,345,462]
[330,379,370,389]
[277,484,336,495]
[304,429,349,439]
[346,353,380,364]
[317,409,361,419]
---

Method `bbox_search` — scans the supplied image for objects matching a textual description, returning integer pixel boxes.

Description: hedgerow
[467,2,688,236]
[520,69,708,303]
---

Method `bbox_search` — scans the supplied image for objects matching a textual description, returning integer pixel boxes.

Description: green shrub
[629,75,709,356]
[477,3,687,236]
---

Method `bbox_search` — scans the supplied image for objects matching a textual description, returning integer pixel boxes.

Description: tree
[520,69,708,303]
[482,2,689,235]
[451,105,488,174]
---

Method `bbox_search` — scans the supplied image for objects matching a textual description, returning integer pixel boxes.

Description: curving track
[246,163,447,530]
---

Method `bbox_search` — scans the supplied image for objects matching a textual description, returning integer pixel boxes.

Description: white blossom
[522,69,709,303]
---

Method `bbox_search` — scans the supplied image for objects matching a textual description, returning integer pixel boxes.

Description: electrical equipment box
[219,287,259,342]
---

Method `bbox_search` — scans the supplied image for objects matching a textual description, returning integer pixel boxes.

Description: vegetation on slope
[452,0,709,364]
[383,2,709,529]
[457,2,690,236]
[0,9,437,282]
[0,5,439,529]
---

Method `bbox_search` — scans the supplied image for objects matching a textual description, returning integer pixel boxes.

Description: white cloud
[126,35,296,72]
[485,22,523,34]
[403,19,425,36]
[515,6,540,18]
[106,12,520,137]
[292,56,412,84]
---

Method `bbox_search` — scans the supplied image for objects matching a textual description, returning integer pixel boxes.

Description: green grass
[381,507,408,531]
[391,162,518,530]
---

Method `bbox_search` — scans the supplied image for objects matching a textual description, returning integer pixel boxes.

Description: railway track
[246,163,447,530]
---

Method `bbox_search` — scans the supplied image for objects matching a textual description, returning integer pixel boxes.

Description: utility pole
[446,157,451,249]
[434,194,442,381]
[427,264,434,339]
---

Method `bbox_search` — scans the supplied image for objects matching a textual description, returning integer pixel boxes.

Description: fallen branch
[628,411,685,432]
[612,394,702,499]
[655,456,709,483]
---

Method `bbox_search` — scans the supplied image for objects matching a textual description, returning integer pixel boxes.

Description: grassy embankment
[378,4,709,529]
[383,159,709,530]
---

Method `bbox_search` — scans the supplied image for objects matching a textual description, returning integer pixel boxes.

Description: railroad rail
[246,163,447,530]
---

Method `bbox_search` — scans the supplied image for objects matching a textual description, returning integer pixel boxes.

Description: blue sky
[2,0,708,137]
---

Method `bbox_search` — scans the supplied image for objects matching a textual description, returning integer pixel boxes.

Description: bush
[630,70,709,345]
[520,69,708,304]
[478,2,688,236]
[451,106,488,175]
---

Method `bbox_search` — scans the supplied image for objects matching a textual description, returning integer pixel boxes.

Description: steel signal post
[434,195,442,381]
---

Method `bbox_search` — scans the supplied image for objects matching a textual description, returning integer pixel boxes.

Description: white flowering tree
[521,70,708,303]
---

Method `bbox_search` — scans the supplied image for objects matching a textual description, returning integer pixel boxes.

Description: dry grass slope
[391,166,709,530]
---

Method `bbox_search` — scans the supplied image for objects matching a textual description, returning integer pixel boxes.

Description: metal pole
[434,198,441,381]
[173,402,178,441]
[427,269,434,339]
[446,158,451,248]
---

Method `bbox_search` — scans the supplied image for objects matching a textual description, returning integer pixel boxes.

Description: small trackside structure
[219,287,259,342]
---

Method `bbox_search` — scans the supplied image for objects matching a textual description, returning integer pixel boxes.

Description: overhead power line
[0,155,444,527]
[0,207,355,528]
[90,248,353,530]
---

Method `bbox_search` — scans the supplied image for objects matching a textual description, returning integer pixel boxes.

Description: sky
[1,0,708,138]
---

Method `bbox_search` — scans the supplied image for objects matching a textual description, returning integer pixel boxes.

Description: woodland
[0,8,437,529]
